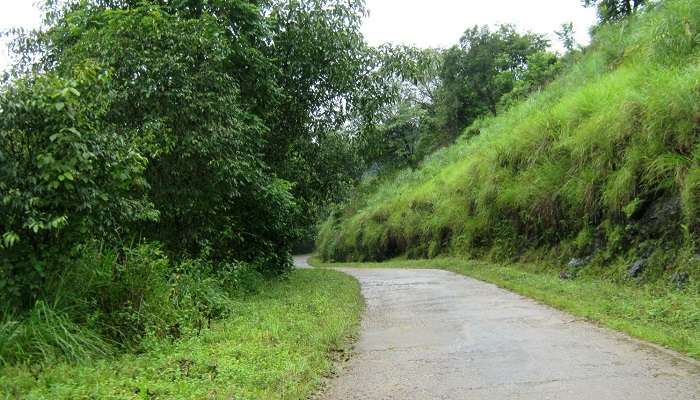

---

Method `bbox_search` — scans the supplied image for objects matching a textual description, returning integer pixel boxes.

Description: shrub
[0,64,155,312]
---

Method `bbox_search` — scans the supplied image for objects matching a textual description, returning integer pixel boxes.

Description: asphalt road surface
[295,258,700,400]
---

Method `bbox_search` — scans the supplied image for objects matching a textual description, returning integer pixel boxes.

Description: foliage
[33,2,297,271]
[1,269,362,399]
[0,241,281,366]
[317,0,700,292]
[359,46,445,170]
[583,0,647,23]
[556,22,578,52]
[0,64,155,310]
[435,24,552,138]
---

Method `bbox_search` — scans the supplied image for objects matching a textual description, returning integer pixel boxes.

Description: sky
[361,0,597,50]
[0,0,597,71]
[0,0,43,71]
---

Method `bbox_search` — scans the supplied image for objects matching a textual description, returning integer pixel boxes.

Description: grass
[309,256,700,360]
[316,0,700,286]
[0,269,363,400]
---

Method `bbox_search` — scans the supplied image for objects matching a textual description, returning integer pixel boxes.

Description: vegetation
[1,269,362,399]
[1,0,369,392]
[356,26,561,174]
[584,0,648,23]
[317,0,700,360]
[3,0,696,394]
[318,0,700,295]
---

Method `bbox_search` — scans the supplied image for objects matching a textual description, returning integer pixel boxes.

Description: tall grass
[0,242,267,366]
[1,270,362,399]
[318,0,700,286]
[0,302,113,365]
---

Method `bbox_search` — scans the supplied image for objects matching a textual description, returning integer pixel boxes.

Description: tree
[9,1,298,275]
[555,22,577,52]
[0,63,156,308]
[435,25,550,138]
[350,45,445,171]
[583,0,647,23]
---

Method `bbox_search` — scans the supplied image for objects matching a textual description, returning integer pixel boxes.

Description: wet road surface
[304,264,700,399]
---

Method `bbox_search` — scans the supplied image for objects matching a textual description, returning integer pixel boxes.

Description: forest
[1,0,698,398]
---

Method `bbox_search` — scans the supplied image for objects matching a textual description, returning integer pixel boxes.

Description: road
[294,259,700,399]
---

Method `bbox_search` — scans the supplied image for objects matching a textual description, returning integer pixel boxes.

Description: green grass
[316,0,700,286]
[309,256,700,360]
[0,269,362,400]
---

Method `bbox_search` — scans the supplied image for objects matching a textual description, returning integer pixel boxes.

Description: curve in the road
[311,266,700,400]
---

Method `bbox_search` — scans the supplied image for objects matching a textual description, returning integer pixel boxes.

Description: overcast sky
[362,0,597,50]
[0,0,597,71]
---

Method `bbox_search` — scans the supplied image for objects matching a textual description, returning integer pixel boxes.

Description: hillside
[318,0,700,288]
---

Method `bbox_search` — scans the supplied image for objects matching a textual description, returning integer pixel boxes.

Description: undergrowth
[317,0,700,289]
[1,269,362,399]
[0,242,268,366]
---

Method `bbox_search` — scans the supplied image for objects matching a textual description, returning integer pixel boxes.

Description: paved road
[295,258,700,400]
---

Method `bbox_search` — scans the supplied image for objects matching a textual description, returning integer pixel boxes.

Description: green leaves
[2,232,20,248]
[0,63,156,308]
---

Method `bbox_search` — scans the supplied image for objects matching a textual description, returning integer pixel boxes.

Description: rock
[627,259,646,278]
[638,196,682,238]
[559,270,573,280]
[567,257,587,269]
[669,271,689,289]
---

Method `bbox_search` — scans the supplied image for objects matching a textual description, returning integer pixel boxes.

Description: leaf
[2,231,20,248]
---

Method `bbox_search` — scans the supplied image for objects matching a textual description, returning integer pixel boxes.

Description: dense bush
[0,64,155,311]
[317,0,700,287]
[30,3,298,270]
[0,241,267,365]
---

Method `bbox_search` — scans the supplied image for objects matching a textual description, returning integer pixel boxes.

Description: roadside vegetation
[1,0,372,396]
[319,0,700,287]
[1,269,361,399]
[3,0,697,395]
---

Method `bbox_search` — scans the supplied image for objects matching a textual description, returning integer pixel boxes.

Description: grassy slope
[0,269,362,400]
[310,256,700,359]
[317,0,700,288]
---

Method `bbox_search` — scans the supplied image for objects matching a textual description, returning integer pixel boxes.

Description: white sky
[362,0,597,50]
[0,0,597,72]
[0,0,43,72]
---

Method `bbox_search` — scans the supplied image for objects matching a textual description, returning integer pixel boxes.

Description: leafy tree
[556,22,578,52]
[261,0,377,239]
[435,25,550,139]
[583,0,647,23]
[354,46,444,170]
[8,2,298,277]
[0,63,155,309]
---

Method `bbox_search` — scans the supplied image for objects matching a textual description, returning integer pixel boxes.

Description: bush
[0,64,155,312]
[50,243,176,346]
[0,242,264,365]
